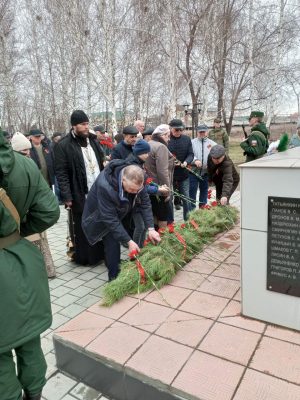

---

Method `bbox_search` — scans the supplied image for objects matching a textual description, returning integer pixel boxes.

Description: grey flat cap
[210,144,226,158]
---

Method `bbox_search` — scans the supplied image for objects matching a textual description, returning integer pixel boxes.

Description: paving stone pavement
[42,191,240,400]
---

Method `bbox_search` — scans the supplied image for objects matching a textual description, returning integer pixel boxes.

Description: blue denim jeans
[174,178,191,221]
[189,173,208,210]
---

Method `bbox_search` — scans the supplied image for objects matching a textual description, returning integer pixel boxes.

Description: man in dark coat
[168,119,194,221]
[207,145,240,205]
[111,126,138,160]
[54,110,105,265]
[29,129,55,188]
[0,130,59,400]
[82,163,160,280]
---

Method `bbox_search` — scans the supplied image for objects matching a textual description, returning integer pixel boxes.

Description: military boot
[23,393,42,400]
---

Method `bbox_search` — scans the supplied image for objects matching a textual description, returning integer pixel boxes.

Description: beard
[74,127,89,137]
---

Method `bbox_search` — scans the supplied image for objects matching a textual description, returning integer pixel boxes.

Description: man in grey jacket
[189,124,216,208]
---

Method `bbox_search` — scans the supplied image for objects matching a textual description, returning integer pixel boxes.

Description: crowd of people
[1,108,299,399]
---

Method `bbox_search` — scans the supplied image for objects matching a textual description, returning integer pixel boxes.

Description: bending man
[82,164,160,280]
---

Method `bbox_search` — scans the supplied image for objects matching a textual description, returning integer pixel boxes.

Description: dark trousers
[72,212,104,265]
[132,213,147,248]
[102,215,136,280]
[0,336,46,400]
[173,178,191,221]
[102,232,121,280]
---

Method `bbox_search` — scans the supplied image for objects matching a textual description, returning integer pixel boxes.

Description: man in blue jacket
[82,163,160,280]
[111,126,138,160]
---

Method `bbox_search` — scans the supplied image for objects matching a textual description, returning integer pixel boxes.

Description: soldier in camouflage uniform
[208,118,229,154]
[240,111,268,162]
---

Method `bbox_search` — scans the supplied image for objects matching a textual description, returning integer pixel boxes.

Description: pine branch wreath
[102,205,238,306]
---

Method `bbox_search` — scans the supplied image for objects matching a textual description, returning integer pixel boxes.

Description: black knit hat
[94,125,105,133]
[70,110,89,126]
[123,126,139,135]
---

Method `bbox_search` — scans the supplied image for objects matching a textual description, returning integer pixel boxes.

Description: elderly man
[142,127,154,142]
[240,111,268,162]
[82,164,160,280]
[134,120,145,138]
[190,124,216,208]
[209,118,229,154]
[168,118,194,221]
[29,129,55,188]
[207,145,239,205]
[54,110,105,265]
[111,126,138,160]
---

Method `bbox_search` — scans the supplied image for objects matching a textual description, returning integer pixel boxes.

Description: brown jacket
[207,154,239,199]
[145,140,174,188]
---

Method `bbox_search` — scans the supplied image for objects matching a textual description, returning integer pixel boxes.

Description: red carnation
[145,177,154,185]
[129,249,139,259]
[143,238,150,246]
[167,223,175,233]
[180,223,186,229]
[211,201,218,207]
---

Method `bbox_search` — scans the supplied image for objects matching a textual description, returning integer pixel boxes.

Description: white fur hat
[11,132,32,152]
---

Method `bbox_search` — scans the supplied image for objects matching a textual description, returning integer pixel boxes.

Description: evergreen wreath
[102,204,238,306]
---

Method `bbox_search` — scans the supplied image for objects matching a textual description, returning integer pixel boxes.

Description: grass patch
[229,138,245,168]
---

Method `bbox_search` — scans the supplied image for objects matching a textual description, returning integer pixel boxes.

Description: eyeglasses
[174,128,184,132]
